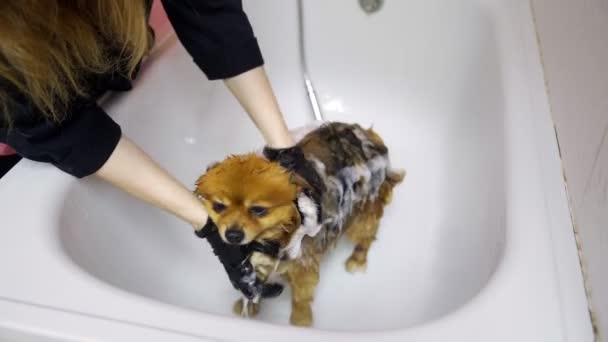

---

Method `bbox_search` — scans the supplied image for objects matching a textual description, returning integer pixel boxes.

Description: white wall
[531,0,608,340]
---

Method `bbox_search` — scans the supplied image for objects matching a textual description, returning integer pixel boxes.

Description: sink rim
[0,0,593,340]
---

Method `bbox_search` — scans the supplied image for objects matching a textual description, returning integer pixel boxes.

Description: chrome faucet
[359,0,384,14]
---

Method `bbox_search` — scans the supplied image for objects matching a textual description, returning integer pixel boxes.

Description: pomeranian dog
[194,122,404,326]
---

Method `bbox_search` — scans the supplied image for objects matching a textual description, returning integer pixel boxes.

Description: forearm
[224,66,294,148]
[95,135,208,229]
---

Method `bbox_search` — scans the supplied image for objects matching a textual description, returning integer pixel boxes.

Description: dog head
[195,153,306,245]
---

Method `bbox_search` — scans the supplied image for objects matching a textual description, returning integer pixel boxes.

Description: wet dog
[195,122,404,326]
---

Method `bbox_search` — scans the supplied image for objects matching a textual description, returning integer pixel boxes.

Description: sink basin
[58,1,507,331]
[0,0,593,341]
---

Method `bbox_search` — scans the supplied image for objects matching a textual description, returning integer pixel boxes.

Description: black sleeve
[3,91,122,178]
[160,0,264,80]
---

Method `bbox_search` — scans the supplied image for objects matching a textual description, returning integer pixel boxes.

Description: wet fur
[195,122,405,327]
[195,156,302,246]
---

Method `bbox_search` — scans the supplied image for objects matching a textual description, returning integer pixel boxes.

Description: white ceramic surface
[0,0,594,341]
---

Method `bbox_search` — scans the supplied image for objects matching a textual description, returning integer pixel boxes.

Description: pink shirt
[0,143,16,156]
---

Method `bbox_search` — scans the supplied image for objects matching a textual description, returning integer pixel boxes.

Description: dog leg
[232,250,285,318]
[286,262,319,327]
[344,215,379,273]
[233,298,260,317]
[250,251,279,281]
[344,196,380,273]
[344,174,402,273]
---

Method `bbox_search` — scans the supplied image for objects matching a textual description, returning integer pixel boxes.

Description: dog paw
[290,305,313,327]
[233,298,260,318]
[345,257,367,273]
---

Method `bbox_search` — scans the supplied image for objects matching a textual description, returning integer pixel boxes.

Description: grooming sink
[0,0,593,341]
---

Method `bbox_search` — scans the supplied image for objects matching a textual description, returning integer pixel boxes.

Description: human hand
[262,145,326,201]
[195,218,283,300]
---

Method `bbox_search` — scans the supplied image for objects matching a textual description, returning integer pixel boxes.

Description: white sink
[0,0,594,341]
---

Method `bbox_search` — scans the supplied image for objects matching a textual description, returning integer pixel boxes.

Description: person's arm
[160,0,295,148]
[95,135,208,228]
[3,94,208,230]
[224,66,294,148]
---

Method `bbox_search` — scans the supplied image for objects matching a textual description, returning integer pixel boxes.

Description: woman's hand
[95,135,208,230]
[195,218,284,300]
[224,66,324,199]
[263,145,325,207]
[224,66,295,148]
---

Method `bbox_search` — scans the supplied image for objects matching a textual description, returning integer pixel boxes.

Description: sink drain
[359,0,384,14]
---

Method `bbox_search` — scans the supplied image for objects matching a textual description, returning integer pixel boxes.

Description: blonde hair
[0,0,152,122]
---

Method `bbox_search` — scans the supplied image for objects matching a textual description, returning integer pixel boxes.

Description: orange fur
[195,154,302,245]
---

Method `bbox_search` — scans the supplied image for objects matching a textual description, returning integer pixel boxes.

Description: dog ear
[193,191,207,201]
[206,161,220,172]
[289,171,313,193]
[289,171,323,227]
[288,168,325,215]
[193,161,220,196]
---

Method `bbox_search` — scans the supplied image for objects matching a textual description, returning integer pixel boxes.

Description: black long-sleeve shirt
[0,0,264,177]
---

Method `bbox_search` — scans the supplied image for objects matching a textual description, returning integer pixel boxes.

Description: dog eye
[212,202,226,213]
[249,206,268,217]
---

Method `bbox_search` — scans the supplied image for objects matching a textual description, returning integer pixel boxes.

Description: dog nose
[225,228,245,244]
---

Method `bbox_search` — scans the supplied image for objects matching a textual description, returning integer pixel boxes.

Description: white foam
[282,192,322,259]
